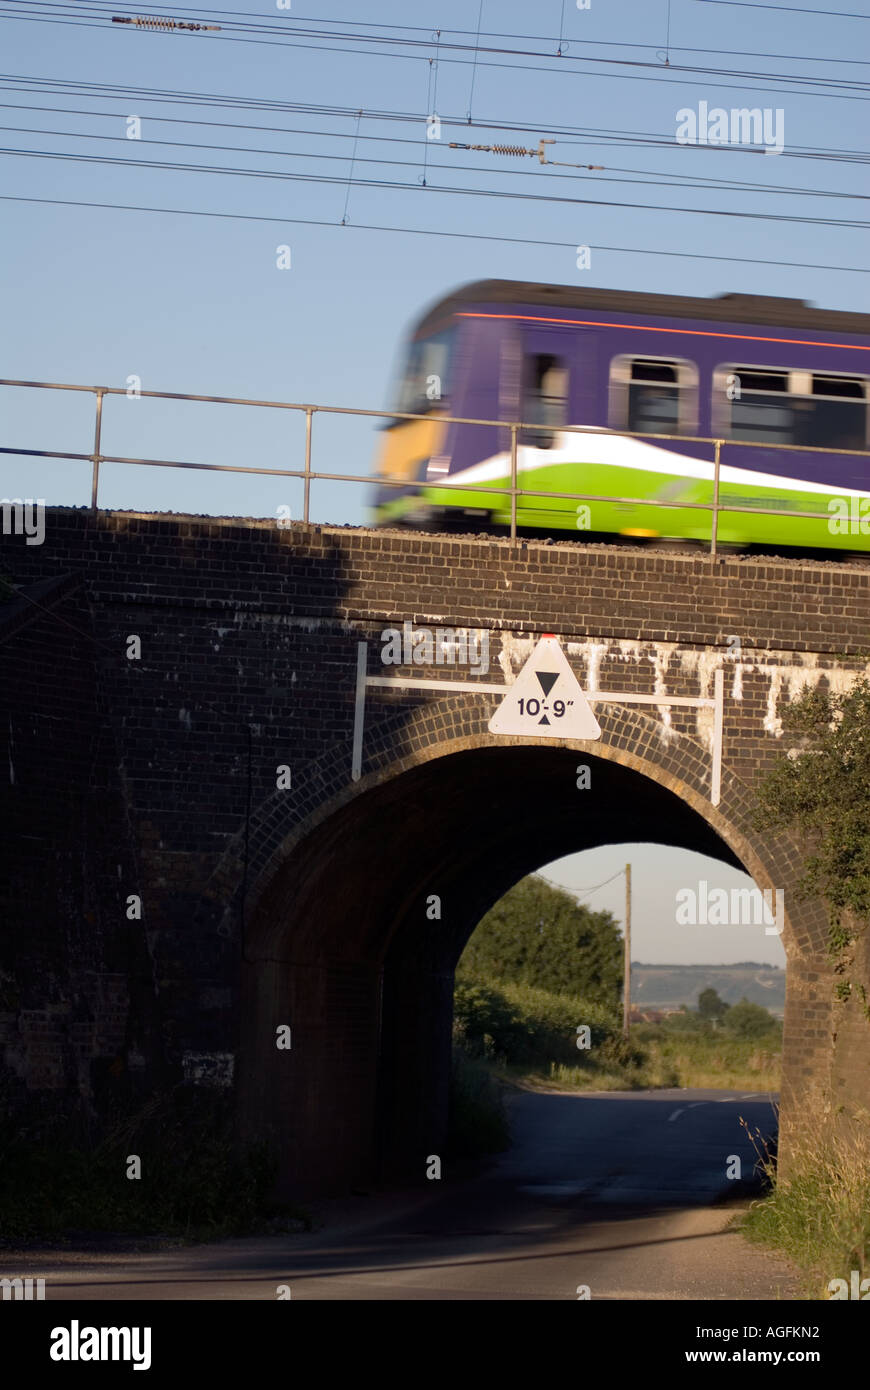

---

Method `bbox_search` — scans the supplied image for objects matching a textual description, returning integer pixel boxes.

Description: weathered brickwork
[2,508,869,1190]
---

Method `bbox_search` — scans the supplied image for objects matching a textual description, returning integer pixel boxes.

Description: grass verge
[738,1099,870,1298]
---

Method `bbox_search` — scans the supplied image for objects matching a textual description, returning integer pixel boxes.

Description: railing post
[90,388,105,512]
[711,438,721,562]
[509,423,518,540]
[303,406,314,524]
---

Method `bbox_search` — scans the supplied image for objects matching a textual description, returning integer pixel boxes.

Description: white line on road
[669,1102,709,1121]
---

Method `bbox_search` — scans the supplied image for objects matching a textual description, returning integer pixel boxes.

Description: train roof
[414,279,870,339]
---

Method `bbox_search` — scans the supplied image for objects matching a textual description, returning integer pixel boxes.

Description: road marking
[669,1101,709,1121]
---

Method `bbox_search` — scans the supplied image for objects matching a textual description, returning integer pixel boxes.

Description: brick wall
[2,508,869,1187]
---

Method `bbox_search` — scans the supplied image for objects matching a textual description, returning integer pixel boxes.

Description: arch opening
[238,743,789,1195]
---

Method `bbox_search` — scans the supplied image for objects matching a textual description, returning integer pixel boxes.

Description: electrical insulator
[112,15,221,30]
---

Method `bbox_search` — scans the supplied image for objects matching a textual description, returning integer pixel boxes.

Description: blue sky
[4,0,864,965]
[543,844,786,968]
[2,0,867,521]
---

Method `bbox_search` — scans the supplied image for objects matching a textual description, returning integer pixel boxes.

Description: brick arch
[223,689,825,961]
[232,691,825,1194]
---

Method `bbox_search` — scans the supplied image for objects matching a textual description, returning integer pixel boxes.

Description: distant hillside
[631,962,785,1015]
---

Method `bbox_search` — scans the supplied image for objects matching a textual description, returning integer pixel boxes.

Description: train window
[807,375,867,450]
[520,354,568,448]
[609,356,697,436]
[716,367,868,450]
[395,327,455,415]
[726,369,792,445]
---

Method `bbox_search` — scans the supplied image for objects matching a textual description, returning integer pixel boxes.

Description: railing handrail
[1,376,868,560]
[2,376,869,457]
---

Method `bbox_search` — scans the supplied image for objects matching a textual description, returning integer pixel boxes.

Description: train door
[515,325,595,447]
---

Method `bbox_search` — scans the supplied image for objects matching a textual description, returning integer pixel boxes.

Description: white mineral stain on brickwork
[504,633,870,744]
[498,631,536,684]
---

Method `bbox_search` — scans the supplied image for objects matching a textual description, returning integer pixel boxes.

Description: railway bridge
[2,508,870,1192]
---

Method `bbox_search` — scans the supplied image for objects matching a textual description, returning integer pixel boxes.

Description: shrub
[723,999,781,1039]
[0,1086,297,1242]
[453,977,623,1068]
[447,1048,510,1157]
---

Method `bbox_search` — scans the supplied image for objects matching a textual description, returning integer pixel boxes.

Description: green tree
[698,987,730,1022]
[753,678,870,960]
[723,998,779,1039]
[458,874,623,1005]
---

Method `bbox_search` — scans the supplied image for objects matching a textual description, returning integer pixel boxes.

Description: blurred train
[371,280,870,551]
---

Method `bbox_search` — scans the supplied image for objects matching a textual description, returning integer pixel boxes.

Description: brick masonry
[2,508,869,1190]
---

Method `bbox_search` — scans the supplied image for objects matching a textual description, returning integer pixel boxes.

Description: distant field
[631,961,785,1015]
[452,975,782,1101]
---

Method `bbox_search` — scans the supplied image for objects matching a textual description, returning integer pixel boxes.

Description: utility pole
[623,863,632,1039]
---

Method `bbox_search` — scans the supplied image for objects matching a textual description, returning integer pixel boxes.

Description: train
[370,280,870,552]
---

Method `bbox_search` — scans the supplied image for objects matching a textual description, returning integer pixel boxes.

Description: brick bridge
[2,510,869,1193]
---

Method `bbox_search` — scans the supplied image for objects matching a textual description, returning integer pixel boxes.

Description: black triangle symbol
[536,671,559,697]
[539,714,551,725]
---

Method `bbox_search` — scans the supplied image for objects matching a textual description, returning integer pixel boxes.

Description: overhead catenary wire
[7,0,870,85]
[3,193,866,274]
[3,2,869,102]
[8,0,870,59]
[1,5,865,275]
[6,117,865,204]
[4,146,868,231]
[692,0,870,17]
[2,74,866,167]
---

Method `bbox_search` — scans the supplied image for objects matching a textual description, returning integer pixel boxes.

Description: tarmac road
[7,1088,800,1300]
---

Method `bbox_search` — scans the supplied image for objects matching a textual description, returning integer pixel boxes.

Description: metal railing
[1,377,868,560]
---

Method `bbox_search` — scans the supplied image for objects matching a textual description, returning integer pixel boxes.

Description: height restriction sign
[488,634,601,739]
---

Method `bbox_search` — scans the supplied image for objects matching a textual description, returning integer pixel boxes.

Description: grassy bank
[524,1033,780,1092]
[739,1100,870,1298]
[452,975,781,1095]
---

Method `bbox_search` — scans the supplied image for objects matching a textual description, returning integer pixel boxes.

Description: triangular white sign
[488,634,601,739]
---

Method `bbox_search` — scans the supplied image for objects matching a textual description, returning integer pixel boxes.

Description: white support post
[711,667,724,807]
[351,641,368,782]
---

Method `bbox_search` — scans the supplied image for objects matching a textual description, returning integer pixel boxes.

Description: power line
[536,867,626,901]
[3,193,868,273]
[3,3,869,102]
[9,0,866,56]
[4,117,866,205]
[693,0,870,17]
[3,74,866,166]
[12,0,870,87]
[5,145,867,230]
